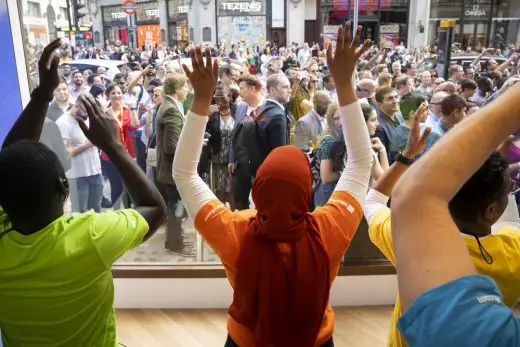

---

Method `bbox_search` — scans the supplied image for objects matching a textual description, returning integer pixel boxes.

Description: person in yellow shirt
[0,39,166,346]
[364,104,520,347]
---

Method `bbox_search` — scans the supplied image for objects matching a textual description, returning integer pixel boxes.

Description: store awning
[29,26,47,34]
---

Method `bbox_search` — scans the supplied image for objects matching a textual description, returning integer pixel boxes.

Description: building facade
[21,0,75,46]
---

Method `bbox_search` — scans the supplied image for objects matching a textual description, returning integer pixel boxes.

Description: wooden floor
[115,306,393,347]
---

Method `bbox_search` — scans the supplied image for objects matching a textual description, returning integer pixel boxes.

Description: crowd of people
[2,22,520,346]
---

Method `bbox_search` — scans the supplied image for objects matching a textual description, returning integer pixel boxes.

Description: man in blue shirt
[374,87,403,164]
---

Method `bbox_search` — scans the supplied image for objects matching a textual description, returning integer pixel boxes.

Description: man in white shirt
[297,43,311,66]
[56,102,103,213]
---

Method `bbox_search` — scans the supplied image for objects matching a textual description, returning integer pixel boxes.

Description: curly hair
[449,152,508,223]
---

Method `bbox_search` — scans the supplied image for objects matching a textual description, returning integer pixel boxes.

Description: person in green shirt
[0,39,166,347]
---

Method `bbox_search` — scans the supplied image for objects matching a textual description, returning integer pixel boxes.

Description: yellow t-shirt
[368,207,520,347]
[0,207,148,347]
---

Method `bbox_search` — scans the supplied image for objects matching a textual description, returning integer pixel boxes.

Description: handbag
[146,148,157,167]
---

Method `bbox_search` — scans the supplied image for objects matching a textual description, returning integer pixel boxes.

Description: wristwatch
[395,152,414,166]
[31,86,54,102]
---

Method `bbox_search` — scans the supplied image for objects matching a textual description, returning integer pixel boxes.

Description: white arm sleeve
[172,111,218,219]
[333,101,374,206]
[364,188,390,223]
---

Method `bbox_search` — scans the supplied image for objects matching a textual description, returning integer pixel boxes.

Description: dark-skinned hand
[38,38,61,97]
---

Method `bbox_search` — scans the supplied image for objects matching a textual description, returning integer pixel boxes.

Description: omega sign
[221,1,262,13]
[464,5,488,18]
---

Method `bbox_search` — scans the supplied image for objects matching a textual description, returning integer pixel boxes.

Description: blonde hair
[322,101,341,139]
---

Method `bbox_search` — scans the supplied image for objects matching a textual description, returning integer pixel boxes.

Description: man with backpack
[231,73,291,210]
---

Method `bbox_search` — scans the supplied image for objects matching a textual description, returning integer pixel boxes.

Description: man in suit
[156,74,194,256]
[294,91,331,152]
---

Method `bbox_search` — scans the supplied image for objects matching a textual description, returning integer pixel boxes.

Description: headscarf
[228,146,331,347]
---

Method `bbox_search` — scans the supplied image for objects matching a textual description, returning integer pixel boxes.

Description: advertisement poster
[137,24,161,48]
[0,0,23,144]
[217,16,266,47]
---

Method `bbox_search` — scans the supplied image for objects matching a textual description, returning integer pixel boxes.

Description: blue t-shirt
[398,275,520,347]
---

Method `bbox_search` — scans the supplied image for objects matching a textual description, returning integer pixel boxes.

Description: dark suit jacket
[156,96,184,185]
[257,100,289,151]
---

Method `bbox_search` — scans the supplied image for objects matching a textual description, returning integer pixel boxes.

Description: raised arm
[77,94,167,240]
[173,47,220,219]
[391,83,520,311]
[327,23,373,206]
[2,39,61,149]
[365,104,430,223]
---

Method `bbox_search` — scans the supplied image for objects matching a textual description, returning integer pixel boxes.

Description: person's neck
[111,102,122,111]
[11,207,64,235]
[381,109,395,119]
[457,220,491,237]
[250,93,262,108]
[55,99,69,110]
[168,94,180,103]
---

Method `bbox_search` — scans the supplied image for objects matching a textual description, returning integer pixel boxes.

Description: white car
[60,59,125,81]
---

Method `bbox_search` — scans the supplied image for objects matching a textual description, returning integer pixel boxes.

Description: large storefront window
[134,1,161,48]
[216,0,267,47]
[429,0,520,50]
[167,0,189,49]
[102,5,128,45]
[319,0,409,46]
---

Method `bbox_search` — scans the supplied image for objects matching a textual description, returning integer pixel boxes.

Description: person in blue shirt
[390,77,520,346]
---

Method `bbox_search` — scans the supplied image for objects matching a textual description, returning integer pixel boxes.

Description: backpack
[239,103,280,177]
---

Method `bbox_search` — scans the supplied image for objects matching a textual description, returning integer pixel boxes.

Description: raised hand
[371,137,385,152]
[403,103,431,158]
[96,94,110,109]
[326,22,371,89]
[39,38,62,97]
[76,94,118,151]
[182,46,219,116]
[124,94,138,109]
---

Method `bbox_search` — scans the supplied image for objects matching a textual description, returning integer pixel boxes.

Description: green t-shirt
[0,208,149,347]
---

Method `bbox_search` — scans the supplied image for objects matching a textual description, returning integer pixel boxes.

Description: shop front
[135,1,161,48]
[216,0,267,48]
[428,0,520,50]
[167,0,189,49]
[27,25,48,46]
[318,0,409,47]
[102,5,128,45]
[58,26,93,46]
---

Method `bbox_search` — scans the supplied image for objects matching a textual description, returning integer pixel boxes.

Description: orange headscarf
[228,146,331,347]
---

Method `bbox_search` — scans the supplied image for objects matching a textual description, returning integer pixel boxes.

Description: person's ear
[57,177,69,201]
[483,201,499,222]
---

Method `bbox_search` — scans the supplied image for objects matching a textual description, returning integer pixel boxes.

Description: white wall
[407,0,431,48]
[305,0,316,20]
[286,0,305,45]
[114,275,397,308]
[188,0,216,45]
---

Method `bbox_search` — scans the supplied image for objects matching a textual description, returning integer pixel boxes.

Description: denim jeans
[314,181,338,207]
[101,159,123,208]
[69,174,103,213]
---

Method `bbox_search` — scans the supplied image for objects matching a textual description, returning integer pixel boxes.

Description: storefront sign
[221,2,261,12]
[111,12,127,19]
[464,4,490,20]
[217,0,265,16]
[178,5,189,13]
[380,24,399,34]
[323,25,338,34]
[145,9,160,17]
[137,24,161,46]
